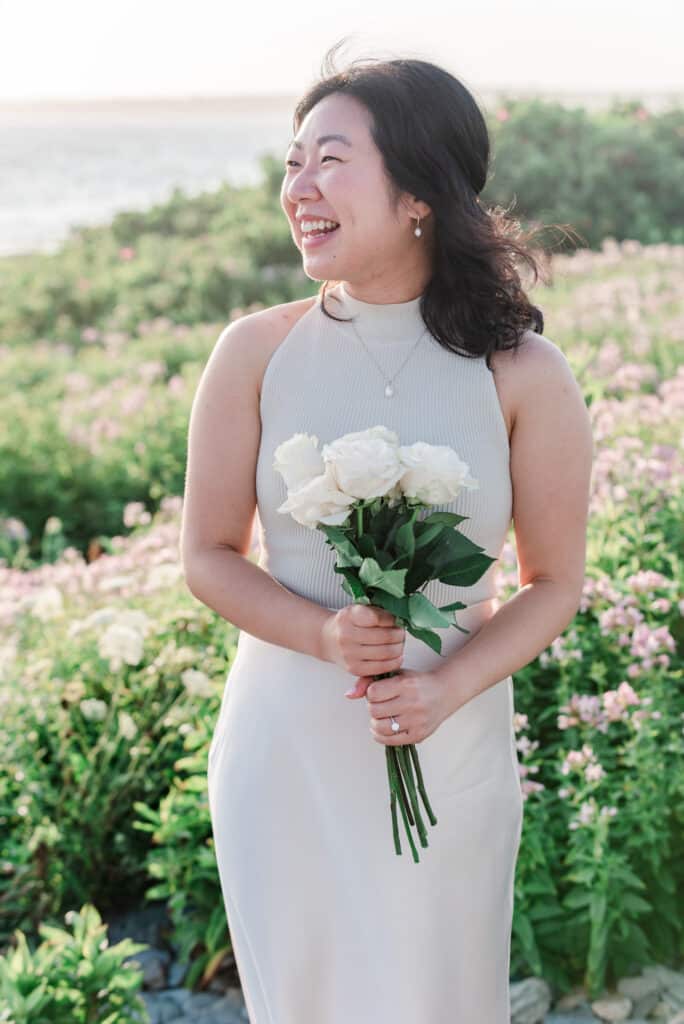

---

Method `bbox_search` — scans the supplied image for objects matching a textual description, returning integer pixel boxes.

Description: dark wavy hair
[292,43,551,372]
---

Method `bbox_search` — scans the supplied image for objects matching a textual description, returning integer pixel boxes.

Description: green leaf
[438,600,467,612]
[414,522,446,550]
[407,592,453,629]
[405,622,443,654]
[337,569,367,601]
[367,591,411,622]
[440,553,497,587]
[358,558,407,597]
[421,511,469,527]
[318,525,363,567]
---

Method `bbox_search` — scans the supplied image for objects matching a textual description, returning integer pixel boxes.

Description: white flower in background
[30,586,65,621]
[69,606,118,637]
[181,669,214,698]
[322,426,404,500]
[276,464,355,528]
[147,563,183,589]
[84,607,119,628]
[80,698,108,722]
[273,432,325,490]
[118,711,137,740]
[69,606,150,640]
[115,609,151,635]
[98,623,145,668]
[398,442,479,504]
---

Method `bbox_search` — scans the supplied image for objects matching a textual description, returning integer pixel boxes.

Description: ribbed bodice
[254,281,512,612]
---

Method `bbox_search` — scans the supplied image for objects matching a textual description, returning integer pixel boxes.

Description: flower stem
[398,745,429,848]
[409,744,438,826]
[390,747,415,827]
[391,756,420,863]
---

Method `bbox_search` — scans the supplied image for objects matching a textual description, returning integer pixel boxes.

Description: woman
[180,50,593,1024]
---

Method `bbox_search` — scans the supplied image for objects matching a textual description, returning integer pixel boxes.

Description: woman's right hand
[320,603,406,678]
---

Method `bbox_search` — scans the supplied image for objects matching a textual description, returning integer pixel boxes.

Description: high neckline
[327,280,428,346]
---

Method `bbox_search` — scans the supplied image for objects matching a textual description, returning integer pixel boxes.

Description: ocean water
[0,97,298,257]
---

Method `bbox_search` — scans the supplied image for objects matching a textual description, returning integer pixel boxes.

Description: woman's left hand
[344,668,449,745]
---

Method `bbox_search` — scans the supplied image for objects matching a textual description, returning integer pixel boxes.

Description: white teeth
[301,219,339,232]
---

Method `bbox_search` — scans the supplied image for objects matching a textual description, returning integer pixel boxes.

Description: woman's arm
[180,309,331,661]
[434,333,594,715]
[184,545,332,659]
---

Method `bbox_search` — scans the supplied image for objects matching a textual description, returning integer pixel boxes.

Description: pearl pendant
[384,382,394,398]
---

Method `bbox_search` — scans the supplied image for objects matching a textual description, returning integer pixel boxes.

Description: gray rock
[192,994,250,1024]
[125,947,171,990]
[590,994,632,1021]
[616,972,661,1018]
[167,960,188,988]
[141,992,186,1024]
[105,902,171,949]
[543,1016,597,1023]
[511,976,553,1023]
[641,965,684,1011]
[553,987,589,1011]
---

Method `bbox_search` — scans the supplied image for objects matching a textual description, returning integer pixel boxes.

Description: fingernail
[344,688,355,697]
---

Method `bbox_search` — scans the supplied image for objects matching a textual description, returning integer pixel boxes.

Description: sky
[1,0,683,103]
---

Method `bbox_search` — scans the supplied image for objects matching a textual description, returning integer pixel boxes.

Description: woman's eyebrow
[289,133,353,150]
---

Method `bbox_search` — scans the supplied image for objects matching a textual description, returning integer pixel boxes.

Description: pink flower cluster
[557,681,651,733]
[512,710,544,801]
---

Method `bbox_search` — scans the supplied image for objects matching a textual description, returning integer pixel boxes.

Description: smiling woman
[191,38,593,1024]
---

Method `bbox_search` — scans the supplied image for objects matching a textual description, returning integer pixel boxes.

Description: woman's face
[280,92,430,291]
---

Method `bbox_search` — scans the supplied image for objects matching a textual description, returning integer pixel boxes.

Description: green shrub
[0,521,231,944]
[0,903,148,1024]
[134,730,231,990]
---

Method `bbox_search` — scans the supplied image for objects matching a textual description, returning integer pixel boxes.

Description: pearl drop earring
[414,215,422,238]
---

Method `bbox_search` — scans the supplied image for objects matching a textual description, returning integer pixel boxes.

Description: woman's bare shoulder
[489,328,577,435]
[218,295,319,397]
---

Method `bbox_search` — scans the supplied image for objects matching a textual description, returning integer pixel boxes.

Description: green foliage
[320,505,490,654]
[0,903,149,1023]
[485,99,684,247]
[133,729,231,990]
[0,582,228,947]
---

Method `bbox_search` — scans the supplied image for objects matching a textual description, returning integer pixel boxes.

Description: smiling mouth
[299,223,341,238]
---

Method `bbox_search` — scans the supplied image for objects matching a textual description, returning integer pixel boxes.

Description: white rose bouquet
[273,425,495,862]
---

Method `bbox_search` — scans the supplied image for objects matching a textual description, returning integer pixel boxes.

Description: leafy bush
[0,505,231,944]
[134,730,232,990]
[0,903,148,1023]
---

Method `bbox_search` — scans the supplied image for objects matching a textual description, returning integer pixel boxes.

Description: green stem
[390,747,415,827]
[398,745,428,848]
[392,758,420,863]
[386,748,402,855]
[390,788,401,855]
[409,744,438,827]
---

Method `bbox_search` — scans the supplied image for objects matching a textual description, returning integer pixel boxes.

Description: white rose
[273,433,324,491]
[276,464,355,528]
[398,442,479,504]
[321,426,403,500]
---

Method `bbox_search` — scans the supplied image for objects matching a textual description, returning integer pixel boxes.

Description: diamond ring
[390,716,400,733]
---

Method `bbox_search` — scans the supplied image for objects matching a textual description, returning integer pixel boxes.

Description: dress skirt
[207,597,524,1024]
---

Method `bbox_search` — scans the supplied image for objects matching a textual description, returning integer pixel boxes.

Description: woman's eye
[285,155,339,167]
